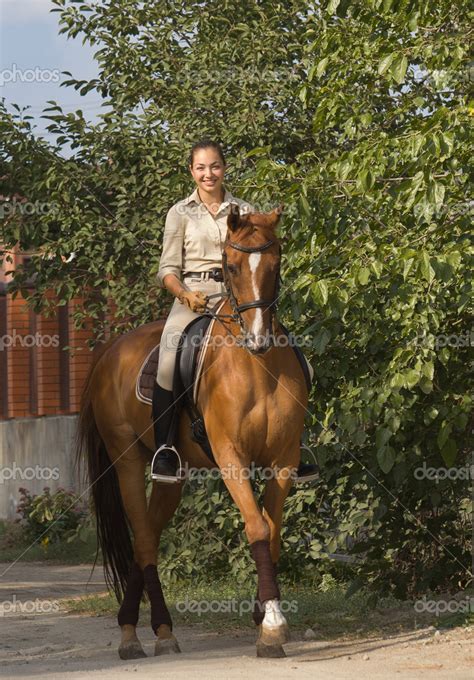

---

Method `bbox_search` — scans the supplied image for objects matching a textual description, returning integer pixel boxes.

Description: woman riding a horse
[151,138,315,483]
[78,138,317,660]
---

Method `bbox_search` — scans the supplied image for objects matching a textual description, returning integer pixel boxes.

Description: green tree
[1,0,471,597]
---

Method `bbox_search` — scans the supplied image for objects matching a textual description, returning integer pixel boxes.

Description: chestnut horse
[77,205,308,659]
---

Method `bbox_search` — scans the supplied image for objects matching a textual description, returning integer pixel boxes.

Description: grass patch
[0,519,98,564]
[62,576,474,638]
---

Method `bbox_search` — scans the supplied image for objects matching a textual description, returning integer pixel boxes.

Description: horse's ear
[266,204,284,229]
[274,204,284,223]
[227,203,241,232]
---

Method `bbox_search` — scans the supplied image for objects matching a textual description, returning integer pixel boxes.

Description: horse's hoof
[154,637,182,655]
[273,623,290,643]
[257,623,290,645]
[256,641,286,658]
[118,641,147,660]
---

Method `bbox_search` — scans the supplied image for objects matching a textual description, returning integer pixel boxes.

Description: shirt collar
[183,185,237,209]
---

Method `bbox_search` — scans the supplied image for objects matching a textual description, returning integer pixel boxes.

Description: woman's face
[189,147,226,195]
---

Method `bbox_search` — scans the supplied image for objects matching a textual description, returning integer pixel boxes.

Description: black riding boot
[295,440,320,483]
[150,382,183,483]
[295,460,320,482]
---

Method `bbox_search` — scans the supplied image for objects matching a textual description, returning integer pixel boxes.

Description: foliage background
[1,0,472,598]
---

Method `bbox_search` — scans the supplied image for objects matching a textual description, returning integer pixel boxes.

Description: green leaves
[377,445,396,474]
[377,52,396,76]
[1,0,471,601]
[419,251,435,284]
[377,52,408,84]
[357,267,371,285]
[313,326,331,355]
[312,280,329,307]
[391,55,408,84]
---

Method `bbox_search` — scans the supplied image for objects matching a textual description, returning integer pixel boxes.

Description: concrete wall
[0,415,83,520]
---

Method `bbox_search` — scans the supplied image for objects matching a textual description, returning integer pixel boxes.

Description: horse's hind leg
[117,560,146,659]
[101,441,151,660]
[98,433,167,660]
[147,480,184,656]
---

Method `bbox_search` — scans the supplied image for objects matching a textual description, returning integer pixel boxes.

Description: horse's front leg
[253,469,296,656]
[219,452,287,658]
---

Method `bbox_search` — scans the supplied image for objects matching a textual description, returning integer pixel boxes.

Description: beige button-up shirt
[156,186,255,288]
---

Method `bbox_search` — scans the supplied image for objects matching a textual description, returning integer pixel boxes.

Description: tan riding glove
[178,290,209,313]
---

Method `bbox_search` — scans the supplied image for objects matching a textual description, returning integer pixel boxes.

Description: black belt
[184,268,224,282]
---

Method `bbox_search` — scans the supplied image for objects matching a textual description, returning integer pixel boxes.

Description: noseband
[221,237,282,337]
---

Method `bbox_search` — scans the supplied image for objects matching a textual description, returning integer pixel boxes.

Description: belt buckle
[209,267,222,281]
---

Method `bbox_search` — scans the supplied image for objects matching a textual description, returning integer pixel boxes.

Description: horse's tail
[75,338,133,603]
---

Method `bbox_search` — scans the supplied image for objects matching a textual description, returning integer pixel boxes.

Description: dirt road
[0,562,472,679]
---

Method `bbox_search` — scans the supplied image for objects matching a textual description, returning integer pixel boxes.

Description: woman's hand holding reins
[178,290,209,313]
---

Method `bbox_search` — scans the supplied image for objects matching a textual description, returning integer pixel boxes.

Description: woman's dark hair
[188,139,226,167]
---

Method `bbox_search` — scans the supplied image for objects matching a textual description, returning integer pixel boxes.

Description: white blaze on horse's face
[246,252,269,352]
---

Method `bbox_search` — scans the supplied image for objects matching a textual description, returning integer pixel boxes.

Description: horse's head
[224,204,283,354]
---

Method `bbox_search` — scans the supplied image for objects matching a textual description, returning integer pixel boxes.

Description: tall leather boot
[150,382,183,484]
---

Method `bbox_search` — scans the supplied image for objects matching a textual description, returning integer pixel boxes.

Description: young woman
[152,139,317,483]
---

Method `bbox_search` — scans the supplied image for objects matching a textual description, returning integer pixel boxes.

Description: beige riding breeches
[156,276,227,390]
[156,275,315,390]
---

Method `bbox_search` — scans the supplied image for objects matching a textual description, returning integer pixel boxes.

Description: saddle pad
[135,343,160,405]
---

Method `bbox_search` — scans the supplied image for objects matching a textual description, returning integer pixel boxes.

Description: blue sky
[1,0,103,146]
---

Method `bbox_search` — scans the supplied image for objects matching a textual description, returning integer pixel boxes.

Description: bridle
[220,235,282,339]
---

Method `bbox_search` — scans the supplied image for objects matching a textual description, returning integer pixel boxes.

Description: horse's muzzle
[243,334,273,354]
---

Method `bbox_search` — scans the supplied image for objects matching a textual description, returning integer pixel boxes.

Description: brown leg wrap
[143,563,173,633]
[250,540,280,625]
[252,561,280,625]
[117,561,144,627]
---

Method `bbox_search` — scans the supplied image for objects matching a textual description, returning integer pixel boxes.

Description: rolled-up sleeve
[156,205,184,289]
